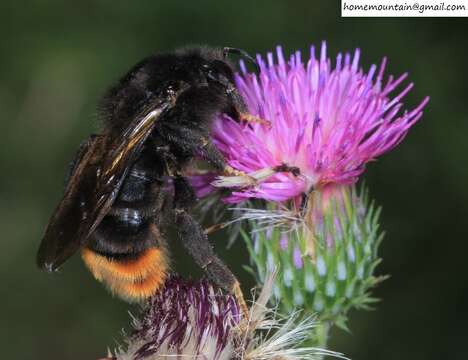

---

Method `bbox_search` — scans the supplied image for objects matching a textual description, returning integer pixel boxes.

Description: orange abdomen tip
[81,247,169,302]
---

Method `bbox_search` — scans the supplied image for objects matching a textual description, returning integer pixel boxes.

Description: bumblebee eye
[201,64,212,75]
[201,64,218,82]
[210,60,235,82]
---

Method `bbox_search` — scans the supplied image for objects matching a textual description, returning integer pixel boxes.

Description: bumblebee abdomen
[81,246,169,302]
[90,153,167,255]
[82,152,170,302]
[93,208,154,251]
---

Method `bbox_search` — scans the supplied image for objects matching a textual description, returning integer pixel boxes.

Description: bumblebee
[37,46,263,305]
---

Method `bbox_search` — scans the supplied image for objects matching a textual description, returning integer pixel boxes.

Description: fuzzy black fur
[86,46,251,292]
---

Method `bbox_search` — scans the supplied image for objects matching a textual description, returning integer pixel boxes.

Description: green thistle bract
[241,185,386,336]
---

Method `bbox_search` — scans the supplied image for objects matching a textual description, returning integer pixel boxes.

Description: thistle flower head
[212,42,429,202]
[113,275,345,360]
[242,185,386,325]
[116,276,241,360]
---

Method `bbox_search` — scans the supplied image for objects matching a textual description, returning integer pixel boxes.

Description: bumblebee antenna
[223,47,260,73]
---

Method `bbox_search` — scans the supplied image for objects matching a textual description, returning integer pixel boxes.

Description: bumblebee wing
[37,135,104,271]
[37,101,173,272]
[86,103,174,239]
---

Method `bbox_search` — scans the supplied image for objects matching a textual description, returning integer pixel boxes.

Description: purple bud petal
[293,247,303,269]
[279,233,289,250]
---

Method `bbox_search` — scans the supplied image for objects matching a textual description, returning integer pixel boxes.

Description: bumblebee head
[222,47,260,73]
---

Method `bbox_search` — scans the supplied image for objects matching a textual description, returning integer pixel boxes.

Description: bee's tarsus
[223,165,257,186]
[239,112,271,128]
[204,222,227,235]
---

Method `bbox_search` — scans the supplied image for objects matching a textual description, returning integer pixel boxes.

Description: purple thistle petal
[132,276,241,360]
[207,43,428,202]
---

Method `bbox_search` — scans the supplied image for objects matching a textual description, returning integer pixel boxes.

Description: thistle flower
[115,276,241,360]
[112,275,344,360]
[193,43,428,347]
[212,42,429,202]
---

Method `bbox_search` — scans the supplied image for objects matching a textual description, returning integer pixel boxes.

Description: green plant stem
[315,321,330,349]
[307,320,330,359]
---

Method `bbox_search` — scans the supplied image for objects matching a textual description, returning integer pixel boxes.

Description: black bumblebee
[37,46,266,306]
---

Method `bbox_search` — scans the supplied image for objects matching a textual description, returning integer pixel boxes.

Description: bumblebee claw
[204,223,227,235]
[223,165,242,177]
[222,165,257,187]
[239,112,271,128]
[232,281,250,329]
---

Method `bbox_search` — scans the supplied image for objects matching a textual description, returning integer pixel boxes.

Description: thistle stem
[314,321,330,349]
[304,320,331,359]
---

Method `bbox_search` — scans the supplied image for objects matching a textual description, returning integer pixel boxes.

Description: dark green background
[1,1,466,359]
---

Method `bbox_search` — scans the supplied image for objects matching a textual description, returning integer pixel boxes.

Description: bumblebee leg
[173,176,249,319]
[185,135,256,184]
[197,136,229,171]
[162,124,257,186]
[174,208,249,319]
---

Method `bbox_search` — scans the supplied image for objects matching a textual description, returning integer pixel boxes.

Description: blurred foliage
[0,1,467,359]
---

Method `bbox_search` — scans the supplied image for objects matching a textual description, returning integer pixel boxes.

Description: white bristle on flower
[224,207,304,234]
[212,167,277,188]
[239,273,347,360]
[111,274,346,360]
[245,309,347,360]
